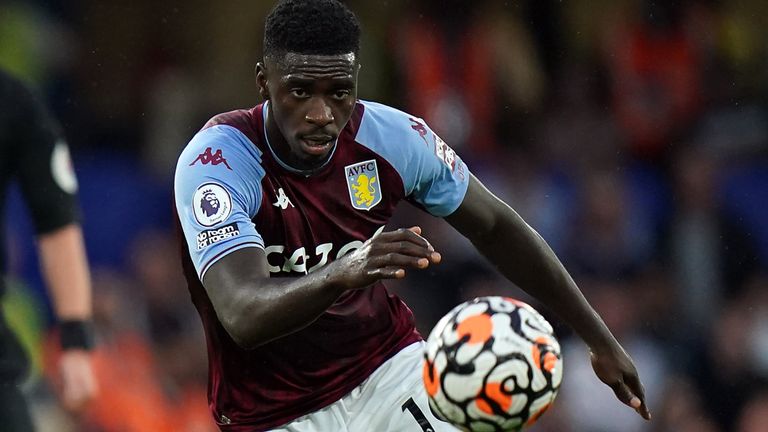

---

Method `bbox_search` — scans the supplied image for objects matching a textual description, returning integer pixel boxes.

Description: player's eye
[290,88,309,98]
[332,89,351,100]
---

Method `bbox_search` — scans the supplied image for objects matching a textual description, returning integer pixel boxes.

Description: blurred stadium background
[2,0,768,431]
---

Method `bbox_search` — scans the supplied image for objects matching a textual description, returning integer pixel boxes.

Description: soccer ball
[423,296,563,431]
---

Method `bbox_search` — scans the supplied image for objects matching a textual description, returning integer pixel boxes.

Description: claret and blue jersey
[174,100,469,430]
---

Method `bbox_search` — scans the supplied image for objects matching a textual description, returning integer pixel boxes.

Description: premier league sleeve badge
[193,182,233,226]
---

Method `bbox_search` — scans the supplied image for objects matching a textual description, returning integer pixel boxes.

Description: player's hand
[332,226,441,290]
[58,349,98,412]
[589,343,651,421]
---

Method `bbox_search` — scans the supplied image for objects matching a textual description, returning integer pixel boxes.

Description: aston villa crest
[345,160,381,211]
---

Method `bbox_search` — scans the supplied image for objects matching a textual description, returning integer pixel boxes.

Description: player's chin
[298,138,335,159]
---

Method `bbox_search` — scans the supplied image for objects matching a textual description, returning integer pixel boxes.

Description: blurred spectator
[127,230,208,399]
[393,0,546,155]
[536,60,619,176]
[691,277,768,431]
[563,169,657,279]
[603,0,705,161]
[127,230,198,347]
[651,377,721,432]
[663,147,759,338]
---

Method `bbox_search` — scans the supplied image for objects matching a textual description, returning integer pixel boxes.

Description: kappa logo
[345,160,381,211]
[190,147,232,170]
[410,118,430,147]
[192,182,232,227]
[273,188,294,210]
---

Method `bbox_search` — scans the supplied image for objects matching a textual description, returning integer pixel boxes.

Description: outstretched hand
[589,344,651,421]
[332,226,441,290]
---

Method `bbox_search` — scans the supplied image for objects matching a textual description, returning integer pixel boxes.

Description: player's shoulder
[355,100,433,151]
[357,100,424,132]
[204,107,259,133]
[179,108,263,167]
[191,105,262,157]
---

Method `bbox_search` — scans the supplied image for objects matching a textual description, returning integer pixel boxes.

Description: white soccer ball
[423,296,563,431]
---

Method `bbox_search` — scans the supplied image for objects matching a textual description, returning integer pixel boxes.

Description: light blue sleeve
[174,125,266,280]
[355,101,470,216]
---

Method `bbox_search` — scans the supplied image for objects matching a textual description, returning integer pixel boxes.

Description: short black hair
[264,0,361,59]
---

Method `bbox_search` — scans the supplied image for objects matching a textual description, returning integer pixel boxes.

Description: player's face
[258,52,358,170]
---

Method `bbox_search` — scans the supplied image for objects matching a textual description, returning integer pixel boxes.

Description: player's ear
[256,62,270,100]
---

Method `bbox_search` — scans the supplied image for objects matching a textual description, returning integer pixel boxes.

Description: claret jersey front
[174,100,469,431]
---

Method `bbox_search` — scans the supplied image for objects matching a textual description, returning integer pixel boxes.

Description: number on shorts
[401,397,435,432]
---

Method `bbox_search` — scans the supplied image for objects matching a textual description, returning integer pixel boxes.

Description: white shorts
[270,341,459,432]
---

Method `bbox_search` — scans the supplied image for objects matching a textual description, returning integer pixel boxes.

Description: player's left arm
[445,174,651,421]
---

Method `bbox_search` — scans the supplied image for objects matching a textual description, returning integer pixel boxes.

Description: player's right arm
[202,226,439,348]
[175,125,439,349]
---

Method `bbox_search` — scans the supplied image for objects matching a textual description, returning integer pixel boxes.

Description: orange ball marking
[475,382,513,415]
[543,352,558,372]
[532,337,552,370]
[423,361,440,397]
[456,314,493,345]
[485,382,513,412]
[531,345,541,369]
[476,398,493,415]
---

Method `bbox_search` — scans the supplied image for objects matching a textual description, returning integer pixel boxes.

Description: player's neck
[262,102,335,176]
[263,107,289,159]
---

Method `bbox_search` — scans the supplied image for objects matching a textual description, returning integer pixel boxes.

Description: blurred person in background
[563,169,658,280]
[604,0,704,163]
[690,274,768,431]
[127,229,212,429]
[651,376,721,432]
[393,0,546,156]
[0,68,97,430]
[664,146,759,340]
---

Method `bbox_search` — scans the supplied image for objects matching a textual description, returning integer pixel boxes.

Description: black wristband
[59,320,95,351]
